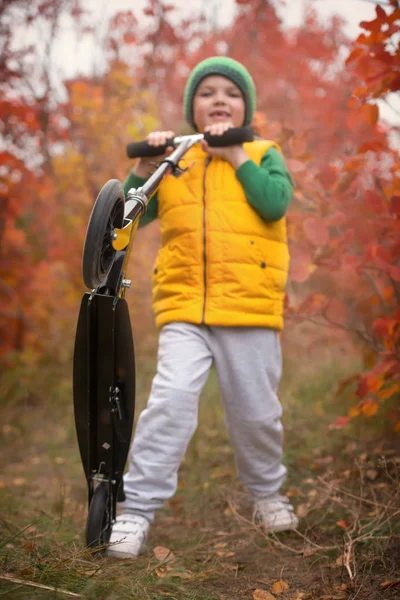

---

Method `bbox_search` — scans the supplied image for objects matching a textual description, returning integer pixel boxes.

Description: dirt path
[1,361,399,599]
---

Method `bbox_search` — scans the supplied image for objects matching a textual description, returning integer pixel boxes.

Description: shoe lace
[255,495,292,513]
[115,514,149,531]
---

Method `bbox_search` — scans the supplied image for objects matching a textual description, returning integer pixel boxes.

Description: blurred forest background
[1,0,399,599]
[1,0,399,431]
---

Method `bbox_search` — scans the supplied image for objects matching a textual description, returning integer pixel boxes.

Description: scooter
[72,125,254,549]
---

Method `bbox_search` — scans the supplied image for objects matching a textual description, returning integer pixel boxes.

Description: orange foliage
[285,2,400,430]
[1,0,399,429]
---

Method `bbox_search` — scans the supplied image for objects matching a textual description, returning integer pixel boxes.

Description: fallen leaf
[12,478,26,486]
[23,542,36,552]
[366,468,378,480]
[253,590,276,600]
[156,565,192,580]
[2,425,16,434]
[296,504,309,518]
[210,466,234,479]
[26,526,37,535]
[336,520,351,530]
[272,580,290,594]
[380,580,400,589]
[216,550,236,558]
[226,564,240,572]
[18,568,34,577]
[286,487,302,498]
[172,568,192,579]
[153,546,175,564]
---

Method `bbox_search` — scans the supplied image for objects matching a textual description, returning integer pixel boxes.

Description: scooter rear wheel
[82,179,125,289]
[85,481,112,549]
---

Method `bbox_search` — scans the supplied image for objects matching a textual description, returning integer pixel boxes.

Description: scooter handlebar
[126,126,254,159]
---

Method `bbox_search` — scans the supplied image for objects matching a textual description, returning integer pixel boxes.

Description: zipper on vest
[201,156,212,323]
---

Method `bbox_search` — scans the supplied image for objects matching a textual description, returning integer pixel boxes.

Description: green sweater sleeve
[235,147,293,222]
[123,170,159,228]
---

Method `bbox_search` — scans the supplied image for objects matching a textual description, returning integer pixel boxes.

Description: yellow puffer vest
[152,140,289,330]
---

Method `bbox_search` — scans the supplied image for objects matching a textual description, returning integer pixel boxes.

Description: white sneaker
[253,494,299,533]
[106,514,150,558]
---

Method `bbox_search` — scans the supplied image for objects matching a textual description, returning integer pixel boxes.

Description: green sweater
[123,147,293,227]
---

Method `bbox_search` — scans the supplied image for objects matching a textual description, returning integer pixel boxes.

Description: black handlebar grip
[204,125,254,147]
[126,138,175,159]
[126,126,254,158]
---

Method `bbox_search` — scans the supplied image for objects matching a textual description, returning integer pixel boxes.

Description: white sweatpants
[121,322,287,521]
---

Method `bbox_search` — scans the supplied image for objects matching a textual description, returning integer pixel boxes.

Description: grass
[0,330,399,599]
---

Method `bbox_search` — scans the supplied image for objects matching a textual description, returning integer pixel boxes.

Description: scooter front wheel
[82,179,125,290]
[85,481,112,549]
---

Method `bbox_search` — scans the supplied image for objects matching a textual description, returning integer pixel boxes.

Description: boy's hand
[134,130,175,178]
[201,122,249,170]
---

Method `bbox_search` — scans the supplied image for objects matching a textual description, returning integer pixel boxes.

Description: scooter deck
[73,293,135,486]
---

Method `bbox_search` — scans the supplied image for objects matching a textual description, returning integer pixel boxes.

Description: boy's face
[193,75,245,132]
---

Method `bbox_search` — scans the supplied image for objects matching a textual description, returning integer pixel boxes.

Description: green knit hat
[183,56,256,130]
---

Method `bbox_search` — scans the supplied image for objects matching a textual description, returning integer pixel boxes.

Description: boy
[107,57,298,559]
